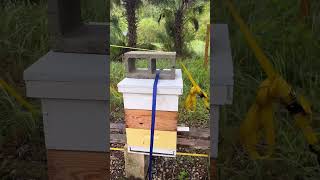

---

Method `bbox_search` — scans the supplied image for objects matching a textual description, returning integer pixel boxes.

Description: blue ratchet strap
[148,71,160,180]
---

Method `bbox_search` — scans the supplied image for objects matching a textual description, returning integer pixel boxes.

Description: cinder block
[123,51,176,79]
[48,0,108,54]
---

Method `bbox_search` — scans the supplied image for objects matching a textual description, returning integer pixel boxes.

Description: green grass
[214,1,320,179]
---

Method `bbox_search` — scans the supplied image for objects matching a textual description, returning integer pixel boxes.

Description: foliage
[215,0,320,179]
[178,169,189,180]
[150,0,209,56]
[110,0,210,59]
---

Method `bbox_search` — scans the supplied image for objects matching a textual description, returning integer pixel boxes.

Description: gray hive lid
[24,51,108,83]
[23,51,109,100]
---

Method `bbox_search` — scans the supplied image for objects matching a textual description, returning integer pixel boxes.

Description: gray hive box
[48,0,108,54]
[211,24,234,105]
[24,51,109,152]
[210,24,234,159]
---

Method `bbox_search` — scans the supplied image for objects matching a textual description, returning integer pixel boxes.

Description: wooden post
[210,158,217,180]
[124,145,149,179]
[204,24,210,68]
[300,0,310,20]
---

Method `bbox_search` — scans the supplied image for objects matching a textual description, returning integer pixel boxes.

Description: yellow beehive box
[126,128,177,157]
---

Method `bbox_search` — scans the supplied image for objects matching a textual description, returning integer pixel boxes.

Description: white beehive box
[23,51,109,152]
[117,69,183,111]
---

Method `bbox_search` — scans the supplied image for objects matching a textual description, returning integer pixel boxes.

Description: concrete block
[48,0,108,54]
[123,51,176,79]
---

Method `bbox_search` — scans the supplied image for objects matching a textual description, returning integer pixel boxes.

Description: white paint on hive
[117,69,183,95]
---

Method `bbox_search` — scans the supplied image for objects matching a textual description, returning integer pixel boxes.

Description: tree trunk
[174,9,184,57]
[124,0,138,48]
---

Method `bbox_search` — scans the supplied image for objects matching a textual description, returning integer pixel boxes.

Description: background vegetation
[0,0,319,179]
[215,1,320,179]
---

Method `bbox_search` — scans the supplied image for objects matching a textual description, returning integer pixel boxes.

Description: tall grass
[0,1,48,179]
[215,1,320,179]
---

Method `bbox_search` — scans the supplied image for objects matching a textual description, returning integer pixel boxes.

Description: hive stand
[24,1,109,179]
[210,24,234,179]
[118,51,183,178]
[123,51,176,79]
[48,0,108,54]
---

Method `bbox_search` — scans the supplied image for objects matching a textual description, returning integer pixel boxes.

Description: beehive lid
[24,51,108,82]
[117,69,183,95]
[23,51,109,100]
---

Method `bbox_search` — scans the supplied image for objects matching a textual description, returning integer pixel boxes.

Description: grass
[214,0,320,179]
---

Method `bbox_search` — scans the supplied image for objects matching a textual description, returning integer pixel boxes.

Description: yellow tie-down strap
[126,128,177,150]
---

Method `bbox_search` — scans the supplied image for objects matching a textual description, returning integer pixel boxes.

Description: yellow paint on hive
[126,128,177,150]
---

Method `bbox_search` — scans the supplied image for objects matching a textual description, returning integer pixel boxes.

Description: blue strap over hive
[148,71,160,179]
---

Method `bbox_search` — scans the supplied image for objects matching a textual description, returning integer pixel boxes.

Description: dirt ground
[110,143,209,179]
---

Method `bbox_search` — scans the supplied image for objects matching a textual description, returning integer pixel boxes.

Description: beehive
[117,51,183,157]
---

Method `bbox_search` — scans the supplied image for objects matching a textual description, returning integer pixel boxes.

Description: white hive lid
[117,69,183,95]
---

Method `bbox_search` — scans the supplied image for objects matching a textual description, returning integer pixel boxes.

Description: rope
[110,147,209,157]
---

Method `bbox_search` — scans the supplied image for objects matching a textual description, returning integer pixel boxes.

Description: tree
[112,0,142,48]
[151,0,207,57]
[123,0,142,47]
[110,0,141,60]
